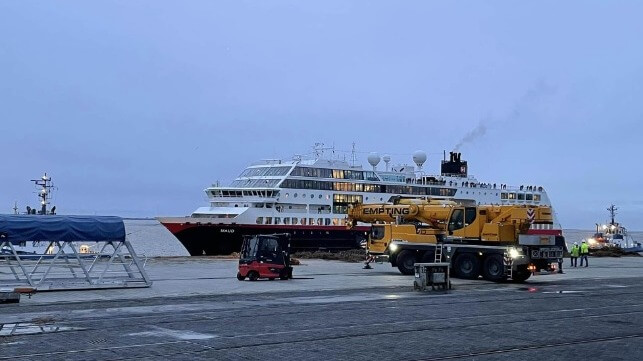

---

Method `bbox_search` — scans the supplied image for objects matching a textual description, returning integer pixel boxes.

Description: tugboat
[2,173,58,255]
[587,205,642,252]
[2,173,103,257]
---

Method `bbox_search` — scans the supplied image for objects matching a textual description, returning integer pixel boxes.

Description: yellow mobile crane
[348,199,565,282]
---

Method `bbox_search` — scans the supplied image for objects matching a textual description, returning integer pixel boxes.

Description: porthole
[318,194,322,199]
[294,193,298,198]
[310,194,314,199]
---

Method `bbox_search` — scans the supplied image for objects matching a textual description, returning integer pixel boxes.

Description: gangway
[0,215,152,291]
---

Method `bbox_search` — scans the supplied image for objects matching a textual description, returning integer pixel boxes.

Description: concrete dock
[1,257,642,360]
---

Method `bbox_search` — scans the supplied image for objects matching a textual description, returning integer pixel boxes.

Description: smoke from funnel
[453,80,556,151]
[454,120,487,151]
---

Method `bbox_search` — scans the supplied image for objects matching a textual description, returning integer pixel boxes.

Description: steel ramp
[0,238,151,291]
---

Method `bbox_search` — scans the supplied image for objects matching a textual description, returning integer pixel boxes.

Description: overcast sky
[1,1,642,230]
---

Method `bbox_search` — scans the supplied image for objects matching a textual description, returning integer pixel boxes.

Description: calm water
[124,219,189,257]
[125,219,642,257]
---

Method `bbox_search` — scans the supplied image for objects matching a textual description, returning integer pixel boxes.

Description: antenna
[312,142,336,160]
[31,172,55,215]
[383,155,391,171]
[313,142,324,159]
[13,201,18,215]
[607,204,618,224]
[351,142,356,167]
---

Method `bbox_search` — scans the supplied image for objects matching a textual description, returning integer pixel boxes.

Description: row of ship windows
[379,174,407,182]
[281,179,457,197]
[210,188,541,203]
[230,179,281,188]
[256,216,348,226]
[239,166,291,177]
[283,193,364,203]
[290,166,379,181]
[501,192,541,201]
[211,190,278,197]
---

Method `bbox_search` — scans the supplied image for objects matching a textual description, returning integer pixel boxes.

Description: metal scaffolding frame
[0,236,151,291]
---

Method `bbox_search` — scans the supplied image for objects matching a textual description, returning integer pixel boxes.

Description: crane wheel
[236,272,245,281]
[396,250,416,275]
[248,271,260,281]
[482,254,507,282]
[420,251,436,263]
[453,253,481,279]
[511,266,532,282]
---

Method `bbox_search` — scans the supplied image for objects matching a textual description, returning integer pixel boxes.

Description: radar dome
[367,152,381,170]
[412,150,427,169]
[382,155,391,171]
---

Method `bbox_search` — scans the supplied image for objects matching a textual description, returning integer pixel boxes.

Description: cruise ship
[159,146,562,255]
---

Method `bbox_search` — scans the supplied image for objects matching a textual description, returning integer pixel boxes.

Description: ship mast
[607,204,618,225]
[31,172,55,215]
[351,142,357,167]
[312,142,336,160]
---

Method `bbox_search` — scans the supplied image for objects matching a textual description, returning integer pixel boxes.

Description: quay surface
[1,257,642,360]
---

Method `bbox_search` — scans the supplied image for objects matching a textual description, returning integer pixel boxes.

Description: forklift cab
[237,233,293,281]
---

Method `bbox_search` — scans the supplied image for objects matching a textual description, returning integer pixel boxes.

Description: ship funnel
[367,152,381,171]
[449,151,462,163]
[442,152,467,177]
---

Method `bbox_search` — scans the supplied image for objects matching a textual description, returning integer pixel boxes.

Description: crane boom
[347,199,454,228]
[348,200,554,255]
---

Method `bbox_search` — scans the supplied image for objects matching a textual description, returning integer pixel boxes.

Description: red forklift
[237,233,293,281]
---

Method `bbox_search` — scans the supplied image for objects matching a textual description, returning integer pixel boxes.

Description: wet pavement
[1,257,642,360]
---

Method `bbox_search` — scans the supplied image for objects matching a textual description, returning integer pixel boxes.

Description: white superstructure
[160,147,557,228]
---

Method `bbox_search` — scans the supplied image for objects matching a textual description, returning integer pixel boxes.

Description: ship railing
[406,179,448,186]
[500,185,545,192]
[451,182,545,192]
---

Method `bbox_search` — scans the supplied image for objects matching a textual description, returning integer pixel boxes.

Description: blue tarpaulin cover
[0,215,125,245]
